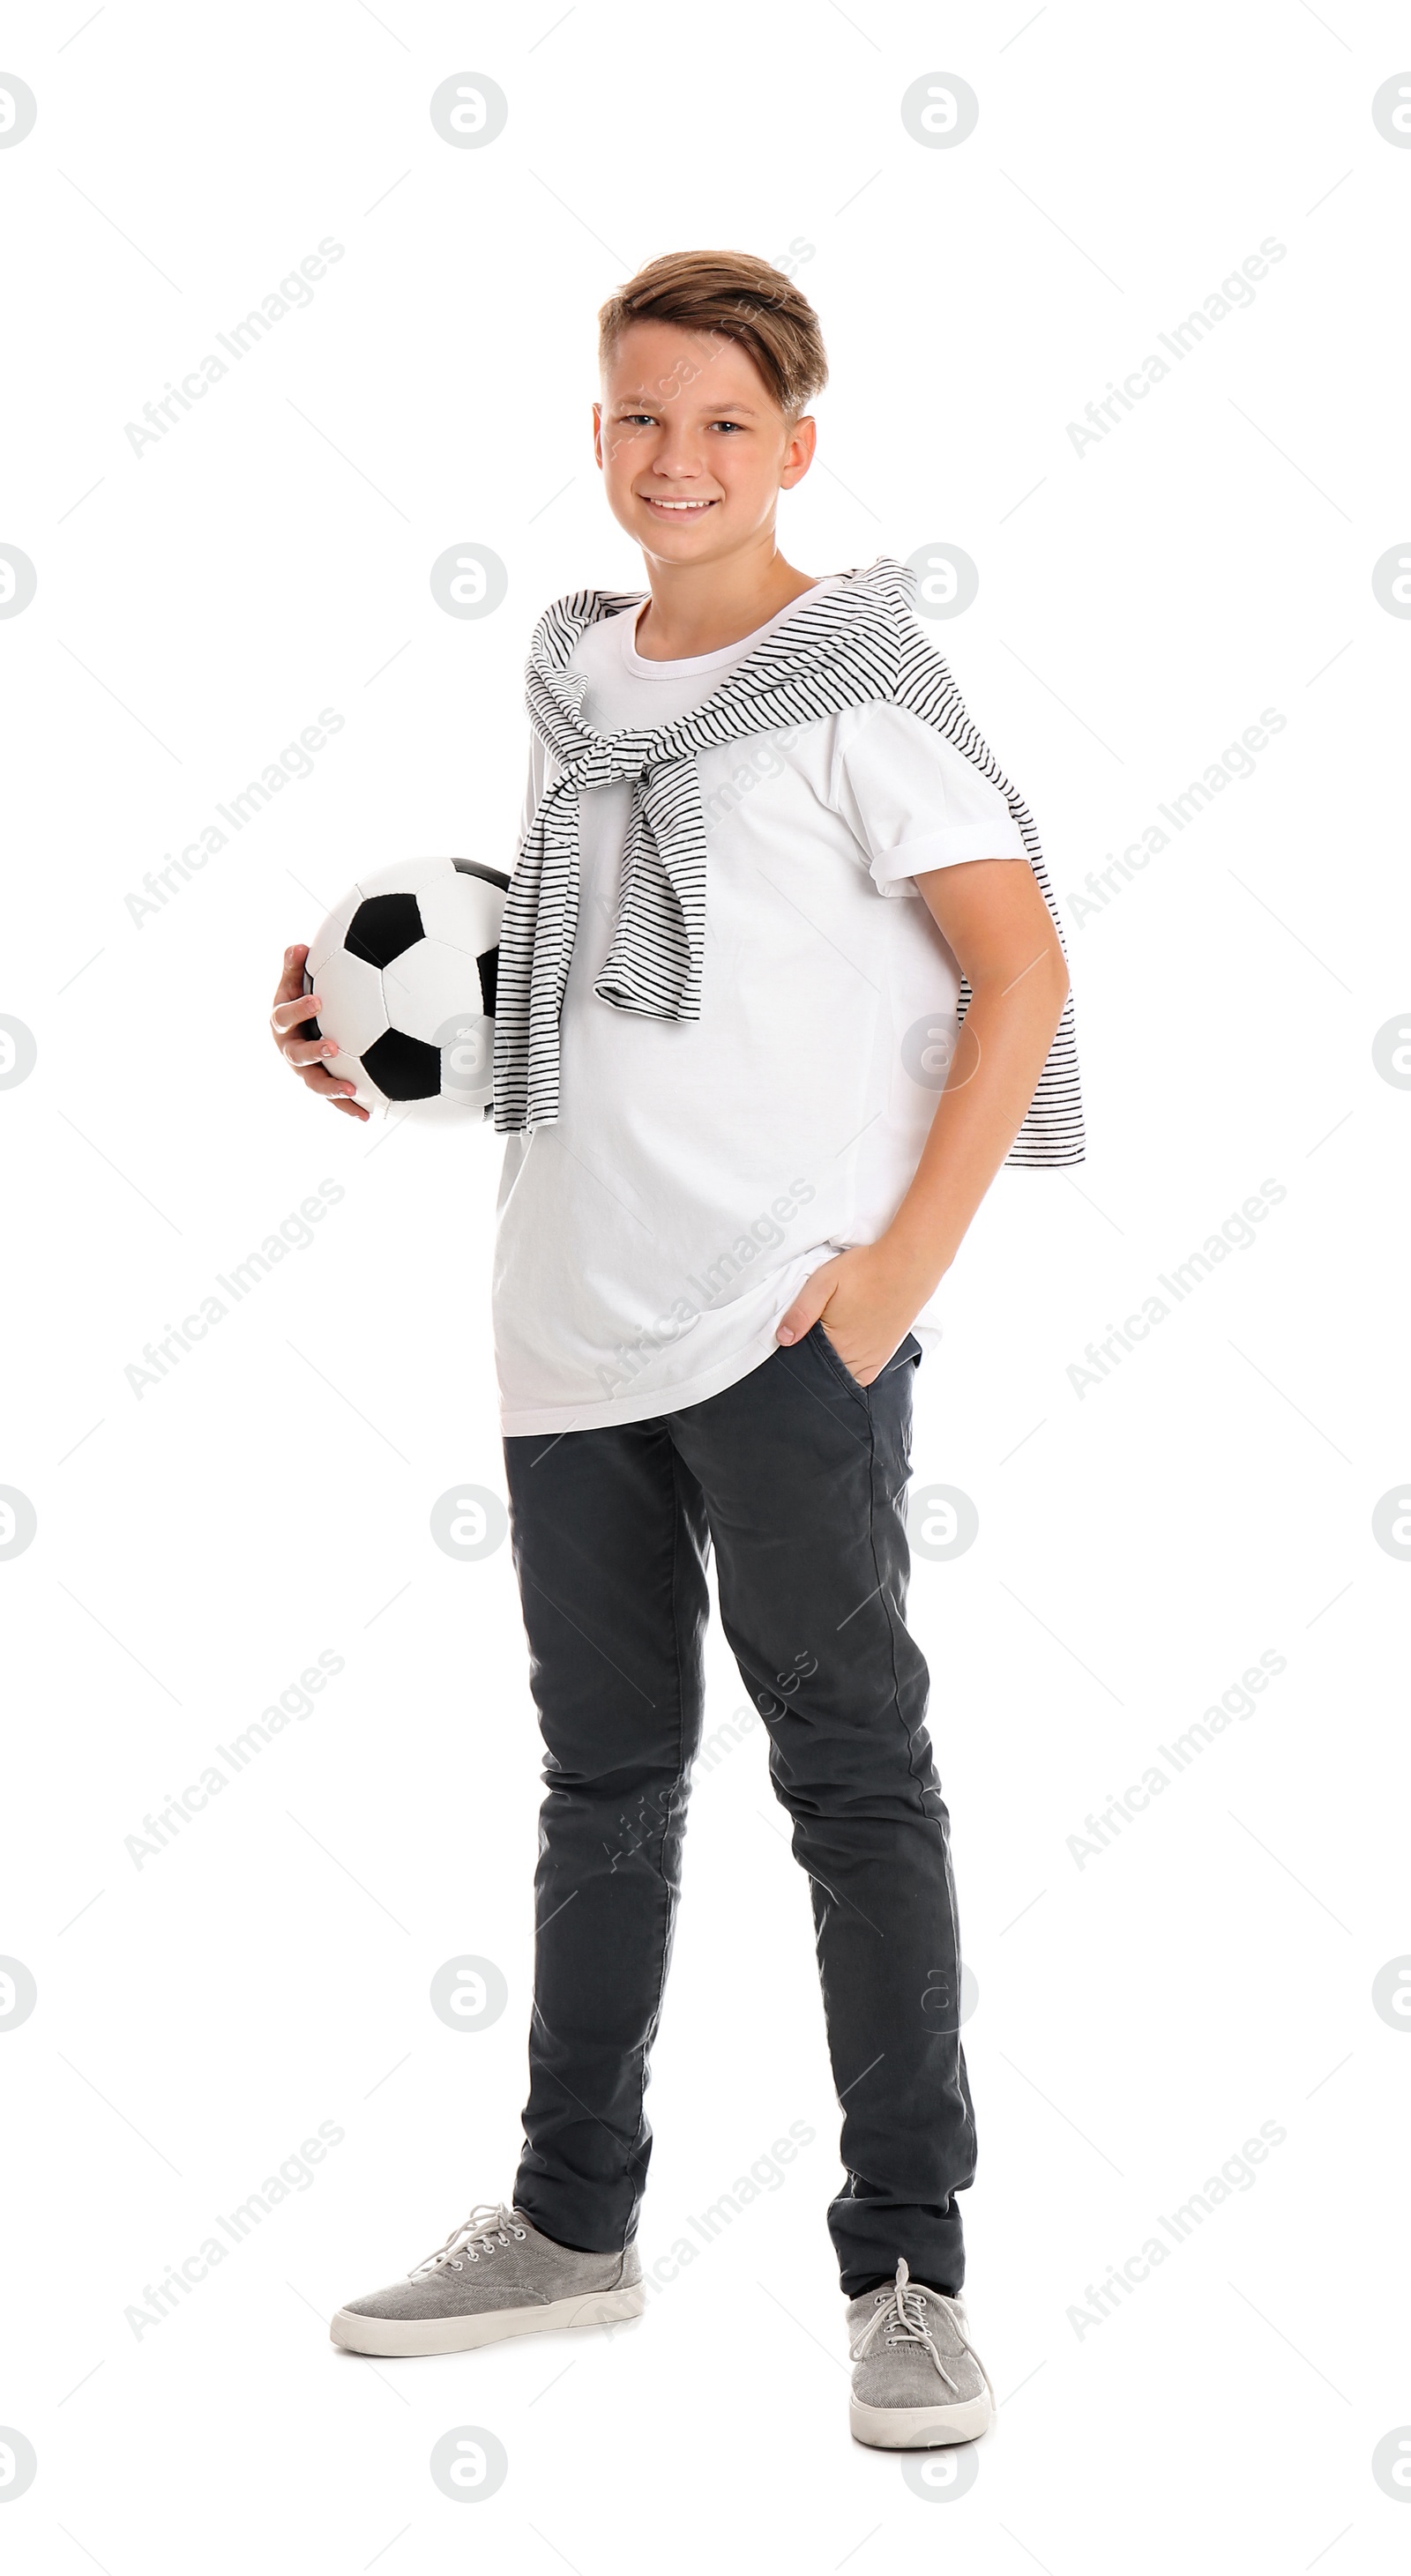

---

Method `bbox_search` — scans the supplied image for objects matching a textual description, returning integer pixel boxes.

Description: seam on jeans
[627,1440,693,2186]
[840,1390,974,2256]
[862,1380,935,1826]
[866,1402,969,2039]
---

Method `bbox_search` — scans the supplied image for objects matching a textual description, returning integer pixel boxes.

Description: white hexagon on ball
[310,946,388,1060]
[415,868,504,956]
[436,1010,495,1106]
[383,937,481,1039]
[327,1046,381,1108]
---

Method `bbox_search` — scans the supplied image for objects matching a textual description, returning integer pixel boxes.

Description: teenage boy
[271,249,1082,2450]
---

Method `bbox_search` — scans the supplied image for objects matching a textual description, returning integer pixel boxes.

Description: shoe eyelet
[468,2251,479,2261]
[512,2227,526,2239]
[452,2260,461,2271]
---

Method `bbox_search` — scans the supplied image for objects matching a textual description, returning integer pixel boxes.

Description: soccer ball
[302,858,508,1118]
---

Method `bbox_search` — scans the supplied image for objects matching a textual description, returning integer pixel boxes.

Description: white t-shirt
[492,577,1028,1436]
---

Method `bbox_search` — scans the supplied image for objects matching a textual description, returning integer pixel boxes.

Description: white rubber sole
[849,2388,994,2450]
[329,2283,644,2358]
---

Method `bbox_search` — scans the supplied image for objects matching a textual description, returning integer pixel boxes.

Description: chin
[638,520,728,552]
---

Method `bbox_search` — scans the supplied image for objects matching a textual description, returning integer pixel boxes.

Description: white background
[4,0,1409,2566]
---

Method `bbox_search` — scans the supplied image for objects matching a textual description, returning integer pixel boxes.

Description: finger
[271,989,322,1034]
[775,1260,840,1346]
[283,1033,342,1069]
[328,1093,370,1121]
[272,942,311,1008]
[297,1061,361,1101]
[817,1322,879,1388]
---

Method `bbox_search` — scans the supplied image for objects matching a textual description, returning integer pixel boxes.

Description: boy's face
[594,320,815,566]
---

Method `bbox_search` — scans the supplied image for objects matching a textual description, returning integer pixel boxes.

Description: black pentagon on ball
[346,890,425,971]
[362,1026,442,1101]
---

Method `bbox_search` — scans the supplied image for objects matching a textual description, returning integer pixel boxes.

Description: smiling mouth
[639,495,719,514]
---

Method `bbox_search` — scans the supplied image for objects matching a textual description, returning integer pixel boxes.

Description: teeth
[647,499,713,510]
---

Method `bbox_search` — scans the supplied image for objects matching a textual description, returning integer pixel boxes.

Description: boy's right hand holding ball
[269,942,370,1121]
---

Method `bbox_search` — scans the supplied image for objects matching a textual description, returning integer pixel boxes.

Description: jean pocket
[810,1320,870,1397]
[812,1322,922,1395]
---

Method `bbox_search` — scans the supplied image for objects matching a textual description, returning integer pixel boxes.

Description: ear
[780,413,817,490]
[592,400,604,470]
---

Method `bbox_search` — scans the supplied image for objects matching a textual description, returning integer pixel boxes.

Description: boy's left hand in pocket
[775,1242,929,1388]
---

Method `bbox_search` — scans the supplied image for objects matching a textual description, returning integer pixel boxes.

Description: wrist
[868,1226,945,1307]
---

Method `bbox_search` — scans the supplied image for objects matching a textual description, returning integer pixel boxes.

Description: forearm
[881,956,1071,1298]
[776,862,1072,1381]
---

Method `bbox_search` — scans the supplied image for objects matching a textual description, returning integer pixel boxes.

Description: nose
[648,454,705,485]
[644,421,710,482]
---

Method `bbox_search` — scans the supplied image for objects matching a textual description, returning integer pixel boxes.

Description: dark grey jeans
[503,1319,975,2297]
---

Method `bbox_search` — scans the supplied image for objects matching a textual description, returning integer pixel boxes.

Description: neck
[631,532,818,662]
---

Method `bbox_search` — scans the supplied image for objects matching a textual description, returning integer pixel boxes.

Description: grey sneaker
[847,2259,995,2449]
[330,2202,643,2357]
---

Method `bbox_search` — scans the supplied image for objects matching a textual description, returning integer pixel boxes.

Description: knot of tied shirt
[519,732,708,1029]
[559,731,679,797]
[549,732,705,916]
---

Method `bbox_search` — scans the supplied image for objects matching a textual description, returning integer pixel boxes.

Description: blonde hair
[598,249,828,415]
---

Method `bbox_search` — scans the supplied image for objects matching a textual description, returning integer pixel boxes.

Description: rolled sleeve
[830,701,1029,897]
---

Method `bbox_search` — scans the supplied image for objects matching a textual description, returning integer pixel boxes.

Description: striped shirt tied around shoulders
[493,552,1084,1166]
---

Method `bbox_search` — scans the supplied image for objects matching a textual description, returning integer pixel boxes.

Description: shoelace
[848,2257,995,2401]
[408,2201,527,2278]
